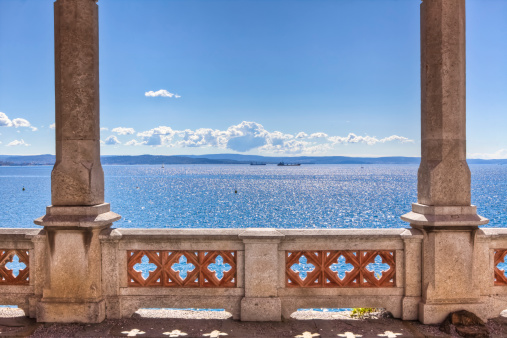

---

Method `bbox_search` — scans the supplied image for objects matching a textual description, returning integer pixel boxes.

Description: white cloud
[12,118,37,131]
[125,139,143,146]
[112,127,135,135]
[177,128,228,148]
[378,135,412,143]
[0,113,37,131]
[328,133,412,146]
[0,112,13,127]
[7,139,30,147]
[145,89,181,98]
[100,127,109,131]
[309,132,328,139]
[223,122,270,152]
[104,135,121,145]
[137,126,176,146]
[468,149,507,160]
[12,118,30,128]
[49,123,55,129]
[131,121,413,154]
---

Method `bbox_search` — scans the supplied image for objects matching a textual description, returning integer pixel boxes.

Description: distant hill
[0,154,505,166]
[100,155,245,165]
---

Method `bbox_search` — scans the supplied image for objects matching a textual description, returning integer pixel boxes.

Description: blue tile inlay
[172,255,195,280]
[133,255,157,280]
[208,255,231,280]
[366,255,390,280]
[5,255,26,278]
[330,255,354,280]
[291,255,315,280]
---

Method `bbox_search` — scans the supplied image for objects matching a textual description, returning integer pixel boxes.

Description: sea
[0,164,505,229]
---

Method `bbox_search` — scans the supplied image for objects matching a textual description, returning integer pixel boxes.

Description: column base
[401,203,488,228]
[241,297,281,321]
[36,299,105,323]
[34,203,120,228]
[418,301,488,325]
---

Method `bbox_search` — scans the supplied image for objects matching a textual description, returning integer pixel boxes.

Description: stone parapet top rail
[101,227,422,239]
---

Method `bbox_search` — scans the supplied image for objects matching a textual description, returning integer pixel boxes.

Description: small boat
[250,162,266,165]
[161,164,165,169]
[277,162,300,166]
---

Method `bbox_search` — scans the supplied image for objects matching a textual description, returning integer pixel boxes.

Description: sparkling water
[0,164,505,229]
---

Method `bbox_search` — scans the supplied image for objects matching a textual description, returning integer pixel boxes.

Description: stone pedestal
[402,205,488,323]
[239,229,284,321]
[35,0,119,323]
[34,205,120,323]
[402,0,489,324]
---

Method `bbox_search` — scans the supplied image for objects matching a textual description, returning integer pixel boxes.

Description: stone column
[401,0,489,324]
[239,229,284,321]
[34,0,120,323]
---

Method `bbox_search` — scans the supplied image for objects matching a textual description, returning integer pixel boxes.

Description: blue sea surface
[0,164,505,229]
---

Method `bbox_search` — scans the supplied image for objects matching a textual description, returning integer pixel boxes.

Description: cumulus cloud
[177,128,228,148]
[104,135,121,145]
[0,112,37,131]
[100,127,109,131]
[112,127,135,135]
[13,118,37,131]
[0,112,13,127]
[129,121,413,154]
[145,89,181,98]
[224,122,270,151]
[7,139,30,147]
[137,126,176,146]
[125,139,144,146]
[309,132,328,139]
[49,123,55,129]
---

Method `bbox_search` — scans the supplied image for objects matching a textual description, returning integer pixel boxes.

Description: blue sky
[0,0,505,158]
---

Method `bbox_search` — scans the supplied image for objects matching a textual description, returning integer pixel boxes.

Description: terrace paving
[0,308,506,337]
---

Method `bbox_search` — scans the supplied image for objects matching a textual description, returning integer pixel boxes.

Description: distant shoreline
[0,154,504,166]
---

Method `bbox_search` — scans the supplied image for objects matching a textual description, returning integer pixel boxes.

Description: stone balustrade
[0,0,496,326]
[2,227,507,322]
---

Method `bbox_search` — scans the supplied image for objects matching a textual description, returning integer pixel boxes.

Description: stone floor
[0,308,506,337]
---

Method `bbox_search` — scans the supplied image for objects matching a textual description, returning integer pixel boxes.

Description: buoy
[234,190,237,194]
[22,186,25,191]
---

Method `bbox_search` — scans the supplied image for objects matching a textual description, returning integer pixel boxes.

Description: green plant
[351,307,377,318]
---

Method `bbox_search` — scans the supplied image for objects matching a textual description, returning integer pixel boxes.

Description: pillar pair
[36,0,488,324]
